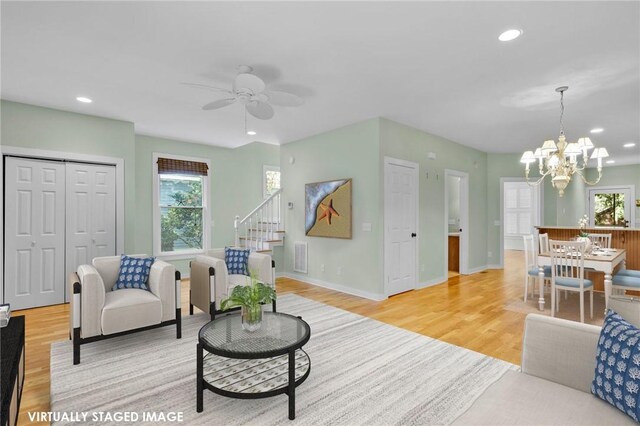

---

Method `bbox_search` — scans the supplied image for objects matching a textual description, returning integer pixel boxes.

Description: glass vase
[241,305,263,332]
[576,236,592,254]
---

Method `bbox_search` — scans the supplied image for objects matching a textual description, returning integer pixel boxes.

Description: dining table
[536,248,627,311]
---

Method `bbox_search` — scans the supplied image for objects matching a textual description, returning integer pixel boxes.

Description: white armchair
[69,255,182,364]
[189,249,276,320]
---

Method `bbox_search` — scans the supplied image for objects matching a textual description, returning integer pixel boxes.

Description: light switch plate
[362,222,372,232]
[494,220,500,226]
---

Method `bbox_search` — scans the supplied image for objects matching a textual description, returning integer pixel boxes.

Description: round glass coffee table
[196,311,311,420]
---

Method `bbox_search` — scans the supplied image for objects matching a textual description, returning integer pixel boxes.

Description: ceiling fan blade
[264,90,303,107]
[202,98,236,110]
[182,82,232,94]
[246,101,274,120]
[234,73,266,94]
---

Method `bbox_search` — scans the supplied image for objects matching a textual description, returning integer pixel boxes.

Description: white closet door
[4,157,66,310]
[66,163,116,294]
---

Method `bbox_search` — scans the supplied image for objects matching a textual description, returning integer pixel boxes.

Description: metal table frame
[196,312,311,420]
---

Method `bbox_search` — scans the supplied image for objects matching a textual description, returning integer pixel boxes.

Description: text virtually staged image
[1,1,639,425]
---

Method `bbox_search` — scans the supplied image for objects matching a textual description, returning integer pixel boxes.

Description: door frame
[499,177,543,268]
[383,156,419,298]
[1,146,125,304]
[444,169,470,276]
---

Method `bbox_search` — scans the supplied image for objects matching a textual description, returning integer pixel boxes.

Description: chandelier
[520,86,608,197]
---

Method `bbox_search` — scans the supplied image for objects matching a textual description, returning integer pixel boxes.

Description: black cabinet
[1,316,25,426]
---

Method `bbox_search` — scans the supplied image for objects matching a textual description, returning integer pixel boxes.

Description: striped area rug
[50,294,516,425]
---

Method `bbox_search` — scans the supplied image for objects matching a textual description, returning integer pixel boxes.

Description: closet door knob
[31,241,36,247]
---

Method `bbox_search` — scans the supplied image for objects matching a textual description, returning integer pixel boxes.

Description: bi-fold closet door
[4,157,116,310]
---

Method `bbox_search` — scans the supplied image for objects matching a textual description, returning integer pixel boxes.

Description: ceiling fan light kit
[184,65,303,123]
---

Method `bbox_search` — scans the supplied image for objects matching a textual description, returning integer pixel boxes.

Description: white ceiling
[2,1,639,164]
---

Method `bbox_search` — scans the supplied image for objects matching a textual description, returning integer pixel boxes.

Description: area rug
[505,290,606,326]
[51,294,516,425]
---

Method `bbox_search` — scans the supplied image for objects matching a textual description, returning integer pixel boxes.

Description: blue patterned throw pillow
[112,255,155,291]
[592,309,640,421]
[225,247,250,276]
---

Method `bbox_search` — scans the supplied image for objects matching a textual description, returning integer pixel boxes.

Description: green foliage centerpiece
[220,271,276,332]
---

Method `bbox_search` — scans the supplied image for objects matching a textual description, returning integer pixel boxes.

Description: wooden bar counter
[536,226,640,292]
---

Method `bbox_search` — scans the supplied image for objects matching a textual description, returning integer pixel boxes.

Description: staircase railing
[234,188,282,250]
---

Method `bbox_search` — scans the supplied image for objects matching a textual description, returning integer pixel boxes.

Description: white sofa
[69,255,182,364]
[454,297,639,425]
[189,248,275,320]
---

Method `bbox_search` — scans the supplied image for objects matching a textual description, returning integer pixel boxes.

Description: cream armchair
[189,249,276,320]
[69,255,182,365]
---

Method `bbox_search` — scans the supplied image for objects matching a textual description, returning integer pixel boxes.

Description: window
[263,165,281,198]
[587,186,635,227]
[153,154,209,257]
[503,181,539,236]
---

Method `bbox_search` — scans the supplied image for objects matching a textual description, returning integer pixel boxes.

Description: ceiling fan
[183,65,303,120]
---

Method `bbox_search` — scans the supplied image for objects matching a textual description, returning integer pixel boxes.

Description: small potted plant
[220,271,276,332]
[576,214,592,252]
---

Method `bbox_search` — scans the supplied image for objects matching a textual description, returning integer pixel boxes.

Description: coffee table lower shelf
[197,348,311,419]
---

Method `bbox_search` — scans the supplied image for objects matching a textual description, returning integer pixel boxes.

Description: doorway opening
[444,170,469,277]
[500,178,542,266]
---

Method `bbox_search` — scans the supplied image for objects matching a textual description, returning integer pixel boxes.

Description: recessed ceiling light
[606,160,615,164]
[498,29,522,42]
[76,96,92,103]
[623,142,636,148]
[246,130,256,136]
[590,128,604,134]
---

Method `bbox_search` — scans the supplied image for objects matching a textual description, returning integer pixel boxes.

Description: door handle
[31,241,36,247]
[411,233,417,238]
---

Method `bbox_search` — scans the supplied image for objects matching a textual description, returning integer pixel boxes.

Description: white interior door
[66,163,116,296]
[384,158,418,296]
[4,157,66,310]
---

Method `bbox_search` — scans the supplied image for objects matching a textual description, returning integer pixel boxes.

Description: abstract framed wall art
[305,178,352,239]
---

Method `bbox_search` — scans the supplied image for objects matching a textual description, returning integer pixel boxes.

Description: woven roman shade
[157,158,208,176]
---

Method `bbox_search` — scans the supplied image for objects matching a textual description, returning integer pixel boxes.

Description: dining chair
[587,233,612,249]
[522,235,550,302]
[549,239,594,323]
[539,233,550,254]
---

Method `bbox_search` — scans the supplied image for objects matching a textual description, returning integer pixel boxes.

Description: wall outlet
[337,266,342,276]
[320,264,325,272]
[488,251,493,258]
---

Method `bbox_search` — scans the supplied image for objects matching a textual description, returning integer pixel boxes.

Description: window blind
[157,158,208,176]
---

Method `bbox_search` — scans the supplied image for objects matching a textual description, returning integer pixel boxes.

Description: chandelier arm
[575,169,602,186]
[524,169,551,187]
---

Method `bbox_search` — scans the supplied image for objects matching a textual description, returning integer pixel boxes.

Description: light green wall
[280,119,383,298]
[485,153,558,265]
[1,100,137,252]
[379,118,488,281]
[135,136,280,275]
[0,100,280,277]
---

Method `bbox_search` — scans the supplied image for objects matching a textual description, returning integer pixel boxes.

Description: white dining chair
[549,239,594,323]
[587,233,612,249]
[523,235,550,302]
[539,233,550,254]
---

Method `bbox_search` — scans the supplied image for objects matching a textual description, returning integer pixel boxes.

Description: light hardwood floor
[14,250,527,424]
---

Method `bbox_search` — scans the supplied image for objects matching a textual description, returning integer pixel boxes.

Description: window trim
[585,185,636,228]
[263,164,281,198]
[152,152,211,260]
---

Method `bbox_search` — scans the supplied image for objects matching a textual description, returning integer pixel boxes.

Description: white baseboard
[465,265,488,274]
[278,272,386,301]
[417,276,446,289]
